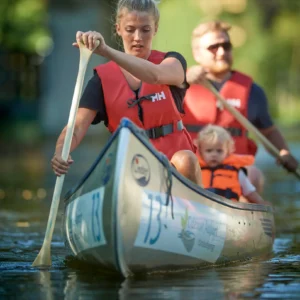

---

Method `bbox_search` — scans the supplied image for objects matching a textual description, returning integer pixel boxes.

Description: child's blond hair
[195,125,235,154]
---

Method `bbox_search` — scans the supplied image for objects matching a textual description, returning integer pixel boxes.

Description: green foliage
[153,0,202,65]
[0,0,51,54]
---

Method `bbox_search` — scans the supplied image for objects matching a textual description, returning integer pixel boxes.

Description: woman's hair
[195,124,235,154]
[115,0,160,25]
[192,20,231,40]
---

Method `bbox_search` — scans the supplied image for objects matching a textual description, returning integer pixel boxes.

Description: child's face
[200,141,228,167]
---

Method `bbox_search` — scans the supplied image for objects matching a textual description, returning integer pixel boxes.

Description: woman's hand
[72,30,108,56]
[51,153,74,176]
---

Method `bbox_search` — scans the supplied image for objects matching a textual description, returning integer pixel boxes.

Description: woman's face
[116,9,158,58]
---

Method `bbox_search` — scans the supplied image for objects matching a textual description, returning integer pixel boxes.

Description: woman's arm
[51,108,97,176]
[105,47,185,86]
[75,31,185,87]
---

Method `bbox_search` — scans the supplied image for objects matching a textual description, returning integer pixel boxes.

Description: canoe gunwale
[112,128,132,277]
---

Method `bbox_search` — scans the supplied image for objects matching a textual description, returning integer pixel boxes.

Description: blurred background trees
[0,0,50,141]
[0,0,50,53]
[0,0,299,201]
[0,0,299,144]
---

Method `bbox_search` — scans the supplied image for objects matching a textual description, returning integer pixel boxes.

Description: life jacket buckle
[146,120,183,139]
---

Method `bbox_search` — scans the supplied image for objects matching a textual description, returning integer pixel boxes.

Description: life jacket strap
[146,120,184,139]
[206,187,239,200]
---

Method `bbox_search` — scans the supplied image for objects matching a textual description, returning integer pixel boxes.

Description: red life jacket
[94,50,196,159]
[183,71,257,155]
[199,154,255,201]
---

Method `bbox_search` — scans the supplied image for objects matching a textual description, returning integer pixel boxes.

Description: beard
[208,59,232,75]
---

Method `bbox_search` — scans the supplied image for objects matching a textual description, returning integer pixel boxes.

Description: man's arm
[260,125,289,152]
[249,83,298,171]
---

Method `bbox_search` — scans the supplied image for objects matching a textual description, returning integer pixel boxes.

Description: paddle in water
[32,40,100,267]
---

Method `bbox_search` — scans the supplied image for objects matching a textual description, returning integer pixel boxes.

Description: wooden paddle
[32,40,99,267]
[201,80,300,179]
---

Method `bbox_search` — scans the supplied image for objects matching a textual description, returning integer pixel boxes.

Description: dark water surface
[1,140,300,299]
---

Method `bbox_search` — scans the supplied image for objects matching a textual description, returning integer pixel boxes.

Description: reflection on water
[0,141,300,299]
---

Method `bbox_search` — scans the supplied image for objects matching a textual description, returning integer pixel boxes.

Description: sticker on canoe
[65,187,106,254]
[134,191,227,263]
[131,154,151,186]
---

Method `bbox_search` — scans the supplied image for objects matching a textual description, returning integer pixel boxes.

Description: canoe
[63,118,275,277]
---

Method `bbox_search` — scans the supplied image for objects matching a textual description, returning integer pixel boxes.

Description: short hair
[195,124,235,154]
[192,20,231,40]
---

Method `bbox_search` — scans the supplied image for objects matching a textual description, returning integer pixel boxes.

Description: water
[0,139,300,299]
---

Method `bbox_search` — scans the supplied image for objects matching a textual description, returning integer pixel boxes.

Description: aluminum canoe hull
[63,118,275,277]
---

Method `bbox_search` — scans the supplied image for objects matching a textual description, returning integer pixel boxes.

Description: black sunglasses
[206,42,232,53]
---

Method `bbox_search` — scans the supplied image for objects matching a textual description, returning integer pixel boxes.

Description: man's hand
[186,65,207,85]
[278,149,299,172]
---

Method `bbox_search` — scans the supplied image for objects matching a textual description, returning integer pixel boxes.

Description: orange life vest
[94,50,196,159]
[183,71,257,155]
[198,154,255,201]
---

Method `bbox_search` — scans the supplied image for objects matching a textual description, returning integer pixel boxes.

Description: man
[183,20,298,193]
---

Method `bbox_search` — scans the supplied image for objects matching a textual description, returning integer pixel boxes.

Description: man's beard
[209,60,232,74]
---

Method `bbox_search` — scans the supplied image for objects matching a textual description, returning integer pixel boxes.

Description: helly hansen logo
[226,98,241,108]
[151,91,166,102]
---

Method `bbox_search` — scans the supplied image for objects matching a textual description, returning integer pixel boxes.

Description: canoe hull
[64,119,275,277]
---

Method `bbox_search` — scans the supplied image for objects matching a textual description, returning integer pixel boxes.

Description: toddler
[195,125,266,204]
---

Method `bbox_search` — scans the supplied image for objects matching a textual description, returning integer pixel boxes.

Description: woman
[51,0,202,185]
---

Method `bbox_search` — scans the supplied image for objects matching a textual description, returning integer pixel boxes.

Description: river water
[0,138,299,299]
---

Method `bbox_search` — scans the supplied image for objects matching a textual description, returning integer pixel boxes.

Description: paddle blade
[32,242,51,267]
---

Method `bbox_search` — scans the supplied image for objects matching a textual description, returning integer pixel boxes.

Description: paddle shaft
[39,54,88,249]
[202,80,300,179]
[32,41,99,267]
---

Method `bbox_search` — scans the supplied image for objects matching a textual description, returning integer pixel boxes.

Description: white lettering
[226,98,241,108]
[151,94,158,102]
[151,91,166,102]
[157,91,166,100]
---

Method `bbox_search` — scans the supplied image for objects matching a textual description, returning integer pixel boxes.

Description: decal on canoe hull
[134,190,227,263]
[131,154,151,187]
[66,187,106,254]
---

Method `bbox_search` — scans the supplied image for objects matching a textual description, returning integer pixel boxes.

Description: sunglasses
[206,42,232,53]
